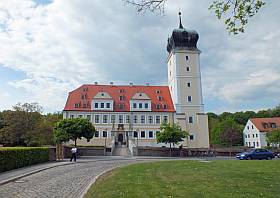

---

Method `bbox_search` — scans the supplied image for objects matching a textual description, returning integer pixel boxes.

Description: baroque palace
[63,13,209,151]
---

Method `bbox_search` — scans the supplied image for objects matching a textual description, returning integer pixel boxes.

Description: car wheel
[246,156,252,160]
[267,156,272,160]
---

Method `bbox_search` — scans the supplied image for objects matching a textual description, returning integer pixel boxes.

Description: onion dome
[167,12,199,53]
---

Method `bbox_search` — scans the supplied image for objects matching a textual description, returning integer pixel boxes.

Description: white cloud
[0,0,280,113]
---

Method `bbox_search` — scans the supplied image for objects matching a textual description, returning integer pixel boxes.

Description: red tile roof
[64,84,175,112]
[250,117,280,132]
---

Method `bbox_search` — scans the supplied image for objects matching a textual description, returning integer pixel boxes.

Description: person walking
[70,146,77,162]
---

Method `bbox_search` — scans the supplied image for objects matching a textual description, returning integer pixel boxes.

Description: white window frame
[148,115,154,124]
[148,131,154,139]
[118,115,124,124]
[94,114,100,124]
[140,130,146,139]
[155,115,161,124]
[103,114,109,124]
[163,115,168,123]
[140,115,146,124]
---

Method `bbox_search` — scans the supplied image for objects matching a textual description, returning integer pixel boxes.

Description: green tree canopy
[266,129,280,147]
[157,122,188,156]
[54,118,96,146]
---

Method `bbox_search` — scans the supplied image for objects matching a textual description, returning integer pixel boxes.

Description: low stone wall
[64,146,105,157]
[134,147,246,157]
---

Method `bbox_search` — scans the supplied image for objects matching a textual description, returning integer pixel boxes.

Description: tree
[54,118,96,146]
[210,117,243,147]
[266,129,280,147]
[156,122,188,156]
[124,0,266,34]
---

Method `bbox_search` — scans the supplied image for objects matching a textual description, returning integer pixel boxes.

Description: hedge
[0,147,49,172]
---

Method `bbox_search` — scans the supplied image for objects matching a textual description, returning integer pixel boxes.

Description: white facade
[167,50,209,148]
[243,120,267,148]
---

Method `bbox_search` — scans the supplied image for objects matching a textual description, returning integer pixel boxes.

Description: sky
[0,0,280,114]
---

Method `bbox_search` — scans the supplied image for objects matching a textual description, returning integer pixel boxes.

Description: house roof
[64,84,175,112]
[250,117,280,132]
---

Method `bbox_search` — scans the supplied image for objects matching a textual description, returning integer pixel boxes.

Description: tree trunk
[75,139,77,147]
[169,143,171,157]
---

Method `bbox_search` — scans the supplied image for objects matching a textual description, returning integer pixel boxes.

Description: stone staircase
[112,145,131,157]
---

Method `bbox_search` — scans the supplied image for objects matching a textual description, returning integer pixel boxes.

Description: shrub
[0,147,49,172]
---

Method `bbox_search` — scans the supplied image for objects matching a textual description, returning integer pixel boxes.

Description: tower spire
[179,12,183,29]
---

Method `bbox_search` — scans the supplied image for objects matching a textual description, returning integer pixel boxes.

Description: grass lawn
[85,160,280,198]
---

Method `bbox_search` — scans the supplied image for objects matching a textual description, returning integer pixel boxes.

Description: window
[249,142,251,147]
[156,90,160,94]
[186,66,190,72]
[187,96,192,102]
[94,115,100,123]
[256,142,259,147]
[145,103,148,109]
[133,103,137,108]
[103,115,108,123]
[119,89,125,93]
[156,104,161,109]
[253,142,255,147]
[119,95,124,100]
[74,103,80,108]
[81,95,84,99]
[157,96,162,101]
[134,131,138,138]
[86,115,91,121]
[245,134,247,138]
[248,134,250,138]
[106,103,110,108]
[78,115,83,118]
[103,131,107,138]
[155,116,160,124]
[189,135,194,140]
[100,103,104,108]
[111,115,116,123]
[133,115,138,124]
[118,115,123,123]
[252,125,254,129]
[95,131,99,138]
[148,116,153,124]
[149,131,154,138]
[70,115,74,119]
[126,115,130,124]
[252,134,254,138]
[188,116,193,124]
[139,103,143,109]
[186,56,189,61]
[187,82,191,87]
[141,115,145,124]
[256,133,258,138]
[163,104,167,109]
[141,131,145,138]
[94,103,98,108]
[247,126,249,130]
[163,116,168,123]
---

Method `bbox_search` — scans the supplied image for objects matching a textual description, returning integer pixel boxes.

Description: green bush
[0,147,49,172]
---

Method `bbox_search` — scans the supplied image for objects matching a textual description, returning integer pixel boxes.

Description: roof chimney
[94,82,98,85]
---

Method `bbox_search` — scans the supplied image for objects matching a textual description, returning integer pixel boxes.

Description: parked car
[236,149,275,160]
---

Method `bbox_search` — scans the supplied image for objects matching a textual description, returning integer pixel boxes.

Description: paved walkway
[0,156,238,198]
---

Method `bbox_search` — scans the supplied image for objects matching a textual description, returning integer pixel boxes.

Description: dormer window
[139,103,143,109]
[145,103,149,109]
[101,93,104,96]
[156,90,160,94]
[186,66,190,72]
[100,103,104,108]
[81,95,85,99]
[157,96,162,101]
[163,104,167,109]
[119,95,124,100]
[156,104,161,109]
[271,123,276,128]
[119,89,125,93]
[74,103,80,108]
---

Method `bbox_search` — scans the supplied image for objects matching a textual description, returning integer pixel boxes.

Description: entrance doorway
[118,133,124,143]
